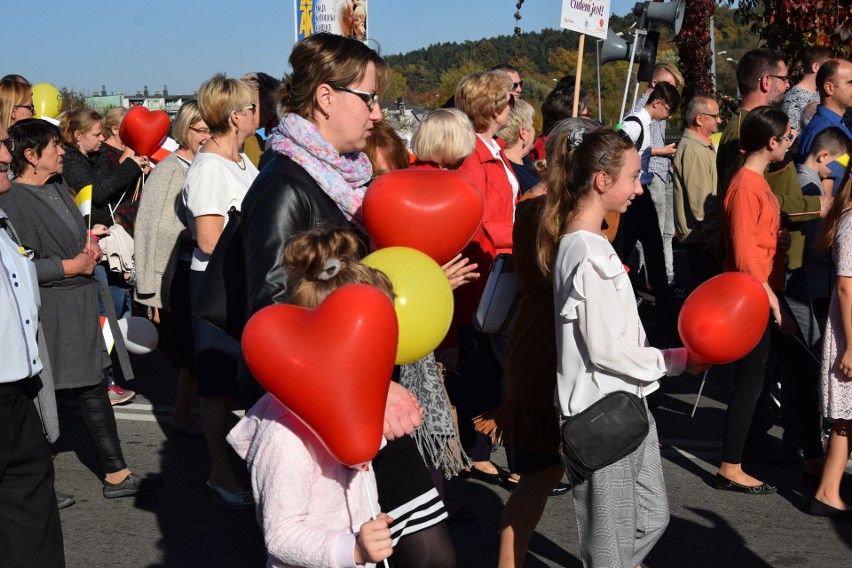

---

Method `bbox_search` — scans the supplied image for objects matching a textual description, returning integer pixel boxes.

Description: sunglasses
[512,81,524,90]
[776,132,795,142]
[331,85,380,112]
[15,104,35,114]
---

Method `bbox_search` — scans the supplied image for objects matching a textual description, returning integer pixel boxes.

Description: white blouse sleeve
[560,254,686,382]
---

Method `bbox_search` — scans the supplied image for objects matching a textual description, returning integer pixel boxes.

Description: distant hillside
[381,6,754,126]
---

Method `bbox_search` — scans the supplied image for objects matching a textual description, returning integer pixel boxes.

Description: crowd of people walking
[1,31,851,568]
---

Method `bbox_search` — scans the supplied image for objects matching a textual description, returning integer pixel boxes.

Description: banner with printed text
[295,0,368,42]
[560,0,610,40]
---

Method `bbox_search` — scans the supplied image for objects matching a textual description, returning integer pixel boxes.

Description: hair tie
[567,126,588,149]
[316,258,341,281]
[738,148,746,155]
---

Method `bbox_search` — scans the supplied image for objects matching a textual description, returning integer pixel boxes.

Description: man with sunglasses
[491,64,523,99]
[673,94,723,287]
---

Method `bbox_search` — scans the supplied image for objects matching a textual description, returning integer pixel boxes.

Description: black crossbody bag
[559,319,650,485]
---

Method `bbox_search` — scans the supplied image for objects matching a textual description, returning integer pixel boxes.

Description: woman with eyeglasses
[238,33,455,567]
[0,77,34,129]
[439,70,519,485]
[496,98,539,194]
[717,106,797,495]
[0,118,165,499]
[183,73,259,510]
[135,100,210,438]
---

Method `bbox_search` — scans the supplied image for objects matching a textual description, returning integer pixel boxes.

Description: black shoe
[809,498,852,520]
[549,482,571,497]
[103,472,165,499]
[56,492,76,510]
[714,473,777,495]
[465,464,507,485]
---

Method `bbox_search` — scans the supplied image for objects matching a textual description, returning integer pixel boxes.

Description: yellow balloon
[837,153,849,168]
[31,83,62,119]
[362,247,453,365]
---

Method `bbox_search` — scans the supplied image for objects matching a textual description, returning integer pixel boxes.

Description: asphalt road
[53,339,852,567]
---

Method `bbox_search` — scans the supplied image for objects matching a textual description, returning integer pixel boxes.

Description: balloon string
[360,469,390,568]
[690,369,709,418]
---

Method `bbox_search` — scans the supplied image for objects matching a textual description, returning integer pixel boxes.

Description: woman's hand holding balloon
[441,254,479,290]
[354,513,394,565]
[766,285,795,336]
[383,382,423,440]
[685,353,711,375]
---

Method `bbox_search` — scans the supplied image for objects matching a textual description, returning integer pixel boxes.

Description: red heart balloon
[362,169,484,264]
[119,106,170,156]
[241,284,398,467]
[678,272,770,364]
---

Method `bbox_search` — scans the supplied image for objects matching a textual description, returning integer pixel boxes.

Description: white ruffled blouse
[553,230,686,417]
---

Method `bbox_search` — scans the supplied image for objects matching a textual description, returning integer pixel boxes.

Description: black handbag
[472,253,518,337]
[192,207,248,340]
[559,390,649,486]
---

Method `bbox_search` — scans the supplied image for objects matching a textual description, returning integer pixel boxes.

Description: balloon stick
[360,469,390,568]
[690,369,709,418]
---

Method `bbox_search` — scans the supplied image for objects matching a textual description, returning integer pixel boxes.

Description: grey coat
[134,153,189,308]
[0,181,110,389]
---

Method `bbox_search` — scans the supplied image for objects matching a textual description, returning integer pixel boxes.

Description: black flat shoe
[809,498,852,520]
[714,473,776,494]
[465,464,506,485]
[549,482,571,497]
[56,492,76,510]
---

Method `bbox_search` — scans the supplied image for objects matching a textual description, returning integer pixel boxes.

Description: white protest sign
[560,0,611,40]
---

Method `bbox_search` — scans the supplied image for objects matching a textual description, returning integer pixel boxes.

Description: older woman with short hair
[410,108,476,170]
[0,118,164,499]
[135,100,210,436]
[497,98,539,193]
[442,70,518,482]
[184,73,259,509]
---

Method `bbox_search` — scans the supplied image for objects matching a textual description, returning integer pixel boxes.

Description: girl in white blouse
[536,127,705,567]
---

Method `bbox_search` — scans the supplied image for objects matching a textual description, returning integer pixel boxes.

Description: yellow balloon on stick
[361,247,454,365]
[31,83,62,119]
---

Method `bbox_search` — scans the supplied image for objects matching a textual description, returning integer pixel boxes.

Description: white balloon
[117,317,158,355]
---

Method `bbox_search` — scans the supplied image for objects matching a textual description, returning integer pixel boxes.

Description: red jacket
[450,136,519,332]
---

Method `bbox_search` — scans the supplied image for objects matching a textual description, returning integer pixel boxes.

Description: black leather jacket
[240,154,359,316]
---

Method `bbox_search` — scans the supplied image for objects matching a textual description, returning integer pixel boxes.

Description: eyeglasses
[330,85,379,112]
[699,112,721,120]
[14,104,35,114]
[776,133,795,142]
[511,81,524,90]
[767,74,791,84]
[598,130,636,164]
[189,126,211,135]
[244,102,257,115]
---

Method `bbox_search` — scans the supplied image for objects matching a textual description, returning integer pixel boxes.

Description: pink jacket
[228,394,379,568]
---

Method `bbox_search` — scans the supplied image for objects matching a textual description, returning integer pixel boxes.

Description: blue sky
[8,0,639,96]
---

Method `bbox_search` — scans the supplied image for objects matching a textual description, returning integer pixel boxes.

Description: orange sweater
[723,168,784,290]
